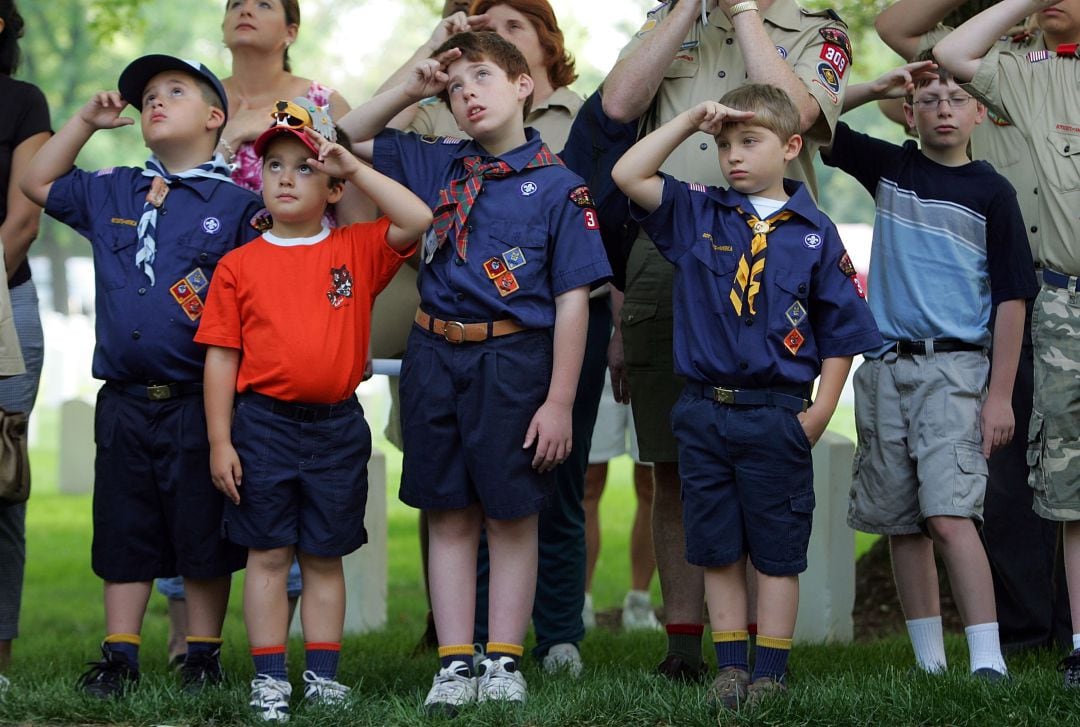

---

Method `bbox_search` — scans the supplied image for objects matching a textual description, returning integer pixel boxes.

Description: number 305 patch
[583,208,599,230]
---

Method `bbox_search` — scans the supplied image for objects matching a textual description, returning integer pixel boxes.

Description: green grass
[18,404,1073,726]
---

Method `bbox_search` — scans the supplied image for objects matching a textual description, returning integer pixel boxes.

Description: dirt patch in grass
[853,535,963,640]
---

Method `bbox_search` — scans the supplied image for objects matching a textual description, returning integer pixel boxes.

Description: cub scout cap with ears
[253,98,338,158]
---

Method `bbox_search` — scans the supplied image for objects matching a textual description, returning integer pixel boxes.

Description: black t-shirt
[1,75,51,287]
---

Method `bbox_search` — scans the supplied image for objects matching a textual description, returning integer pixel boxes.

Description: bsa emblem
[521,181,538,196]
[326,264,354,309]
[804,233,822,249]
[202,216,221,234]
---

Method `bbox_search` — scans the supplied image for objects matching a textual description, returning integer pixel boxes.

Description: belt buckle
[443,320,467,344]
[146,384,173,401]
[713,387,735,404]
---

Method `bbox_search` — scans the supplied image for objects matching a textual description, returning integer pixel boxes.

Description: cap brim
[253,126,321,158]
[118,54,228,119]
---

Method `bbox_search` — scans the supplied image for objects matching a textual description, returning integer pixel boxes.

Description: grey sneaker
[706,667,751,710]
[542,643,583,678]
[424,661,476,717]
[476,656,527,704]
[302,670,350,705]
[746,675,788,706]
[582,593,596,630]
[621,590,661,631]
[1060,649,1080,689]
[250,674,292,722]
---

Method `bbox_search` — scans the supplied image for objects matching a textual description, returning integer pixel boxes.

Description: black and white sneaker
[423,660,476,716]
[250,674,292,722]
[77,645,139,699]
[1059,649,1080,689]
[180,647,225,693]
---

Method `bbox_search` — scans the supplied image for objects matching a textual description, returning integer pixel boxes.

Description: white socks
[906,616,947,673]
[965,622,1007,674]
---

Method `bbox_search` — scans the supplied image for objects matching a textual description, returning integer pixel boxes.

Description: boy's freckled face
[905,78,985,155]
[445,58,528,140]
[139,72,215,144]
[261,135,340,225]
[715,123,793,198]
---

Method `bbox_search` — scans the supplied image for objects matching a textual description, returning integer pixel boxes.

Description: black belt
[891,339,984,356]
[686,382,811,413]
[107,381,203,401]
[1042,268,1080,292]
[241,391,357,423]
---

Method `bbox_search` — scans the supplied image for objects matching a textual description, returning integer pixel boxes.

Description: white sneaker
[301,670,350,705]
[542,642,583,678]
[476,656,528,704]
[582,592,596,630]
[622,590,662,631]
[423,660,477,716]
[250,674,292,722]
[473,642,486,670]
[0,673,9,698]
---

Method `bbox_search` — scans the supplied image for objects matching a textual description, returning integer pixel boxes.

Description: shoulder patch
[819,27,852,66]
[569,185,596,208]
[419,96,441,107]
[837,252,856,277]
[442,136,463,145]
[636,17,658,37]
[1027,49,1053,63]
[250,208,273,233]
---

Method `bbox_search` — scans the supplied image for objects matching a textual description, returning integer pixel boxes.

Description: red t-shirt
[196,218,412,403]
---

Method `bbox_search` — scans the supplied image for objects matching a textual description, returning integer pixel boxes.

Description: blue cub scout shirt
[45,166,263,383]
[634,175,882,387]
[373,128,612,329]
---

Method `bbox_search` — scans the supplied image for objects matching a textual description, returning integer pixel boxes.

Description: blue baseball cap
[118,55,229,121]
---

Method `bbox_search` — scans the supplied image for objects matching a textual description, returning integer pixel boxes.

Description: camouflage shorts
[1029,284,1080,521]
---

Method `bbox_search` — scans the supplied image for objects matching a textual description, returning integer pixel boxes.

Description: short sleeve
[631,173,706,263]
[195,252,244,349]
[548,181,612,294]
[351,217,413,298]
[13,82,51,145]
[822,123,903,197]
[372,129,453,207]
[984,184,1038,304]
[787,18,851,145]
[45,168,105,241]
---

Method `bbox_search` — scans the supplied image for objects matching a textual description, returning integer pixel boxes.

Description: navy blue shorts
[92,383,246,582]
[671,386,815,576]
[222,392,370,558]
[398,325,554,520]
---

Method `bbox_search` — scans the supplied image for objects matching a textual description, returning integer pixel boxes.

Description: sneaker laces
[1058,652,1080,686]
[251,673,292,704]
[181,649,223,683]
[78,648,135,686]
[302,670,350,702]
[428,662,473,699]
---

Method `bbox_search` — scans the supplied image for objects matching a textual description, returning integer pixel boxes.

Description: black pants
[983,299,1071,651]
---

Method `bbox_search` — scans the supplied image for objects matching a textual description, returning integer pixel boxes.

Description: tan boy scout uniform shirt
[619,0,850,191]
[969,44,1080,275]
[919,28,1044,256]
[368,86,585,361]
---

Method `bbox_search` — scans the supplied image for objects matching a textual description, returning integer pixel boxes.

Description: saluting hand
[868,60,939,102]
[406,49,464,101]
[686,101,755,135]
[79,92,135,131]
[303,127,362,179]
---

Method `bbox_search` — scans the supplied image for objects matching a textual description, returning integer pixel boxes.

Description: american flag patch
[95,167,116,176]
[689,182,707,193]
[1027,50,1052,63]
[442,136,463,145]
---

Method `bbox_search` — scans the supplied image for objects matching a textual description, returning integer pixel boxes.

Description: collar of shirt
[528,86,584,117]
[134,170,229,203]
[449,127,545,172]
[708,0,799,32]
[707,178,821,224]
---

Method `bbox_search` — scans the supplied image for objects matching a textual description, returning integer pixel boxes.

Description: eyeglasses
[911,96,973,110]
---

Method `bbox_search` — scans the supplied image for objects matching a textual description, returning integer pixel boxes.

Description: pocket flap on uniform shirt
[955,443,989,476]
[1047,131,1080,160]
[489,219,547,249]
[689,242,738,277]
[774,268,810,298]
[621,299,658,328]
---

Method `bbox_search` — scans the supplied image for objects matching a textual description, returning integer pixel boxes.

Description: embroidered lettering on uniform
[776,46,788,59]
[202,216,221,234]
[569,185,596,208]
[820,44,848,78]
[819,27,852,64]
[1027,49,1052,63]
[503,247,526,270]
[784,328,805,356]
[520,181,538,196]
[804,233,822,249]
[1055,123,1080,135]
[583,208,599,230]
[713,244,733,252]
[786,301,807,327]
[494,270,519,296]
[111,218,137,226]
[817,62,841,93]
[483,257,507,279]
[689,182,707,193]
[812,79,840,105]
[326,264,354,309]
[675,54,695,62]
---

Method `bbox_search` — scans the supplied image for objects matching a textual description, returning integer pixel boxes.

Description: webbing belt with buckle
[1042,268,1080,293]
[414,309,527,344]
[891,338,984,356]
[686,382,811,413]
[108,381,203,401]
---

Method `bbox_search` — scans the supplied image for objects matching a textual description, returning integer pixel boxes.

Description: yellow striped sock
[756,635,792,651]
[437,644,475,659]
[186,636,224,645]
[103,633,141,646]
[486,642,524,657]
[712,630,749,643]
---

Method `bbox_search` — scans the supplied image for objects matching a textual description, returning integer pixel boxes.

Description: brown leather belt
[414,309,526,344]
